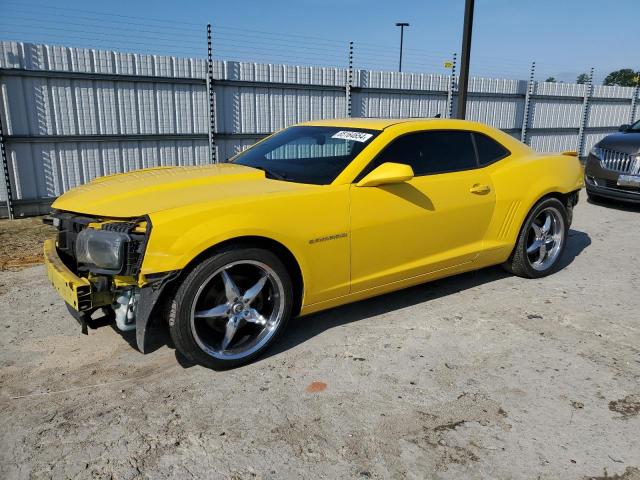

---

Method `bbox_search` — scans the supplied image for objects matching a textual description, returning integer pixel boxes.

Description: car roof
[300,117,534,156]
[300,117,490,131]
[300,118,425,130]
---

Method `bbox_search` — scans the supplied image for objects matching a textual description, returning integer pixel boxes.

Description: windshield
[629,120,640,131]
[231,126,380,185]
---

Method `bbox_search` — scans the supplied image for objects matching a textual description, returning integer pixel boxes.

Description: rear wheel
[504,198,568,278]
[169,247,293,369]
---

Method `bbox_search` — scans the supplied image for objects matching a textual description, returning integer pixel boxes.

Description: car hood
[52,164,311,218]
[597,131,640,154]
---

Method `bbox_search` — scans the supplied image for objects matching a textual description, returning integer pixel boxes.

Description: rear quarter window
[473,133,510,166]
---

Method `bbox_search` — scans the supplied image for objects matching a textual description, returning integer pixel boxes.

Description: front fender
[138,184,352,306]
[142,211,309,282]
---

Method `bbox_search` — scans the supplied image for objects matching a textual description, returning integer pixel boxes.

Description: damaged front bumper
[43,238,177,353]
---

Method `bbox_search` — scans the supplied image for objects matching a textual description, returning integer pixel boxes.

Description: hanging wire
[0,2,599,80]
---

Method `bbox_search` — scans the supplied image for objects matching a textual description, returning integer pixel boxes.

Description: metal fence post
[629,85,639,124]
[520,61,536,144]
[0,110,14,219]
[577,67,594,157]
[446,53,457,119]
[346,41,353,117]
[207,23,217,164]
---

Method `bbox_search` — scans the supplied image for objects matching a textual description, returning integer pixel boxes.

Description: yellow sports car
[44,118,583,368]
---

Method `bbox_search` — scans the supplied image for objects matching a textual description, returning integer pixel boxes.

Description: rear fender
[490,153,583,246]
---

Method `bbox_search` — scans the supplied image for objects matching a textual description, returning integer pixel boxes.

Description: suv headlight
[75,229,130,271]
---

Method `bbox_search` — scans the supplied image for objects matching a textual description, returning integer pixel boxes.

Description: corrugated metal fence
[1,41,638,217]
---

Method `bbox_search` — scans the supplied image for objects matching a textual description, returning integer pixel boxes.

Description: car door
[349,130,497,293]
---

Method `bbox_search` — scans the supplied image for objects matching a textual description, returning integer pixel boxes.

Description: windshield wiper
[251,165,288,181]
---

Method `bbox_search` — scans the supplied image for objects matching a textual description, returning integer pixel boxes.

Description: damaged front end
[43,212,177,353]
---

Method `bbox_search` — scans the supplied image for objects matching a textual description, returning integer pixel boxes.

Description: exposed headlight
[75,229,130,271]
[589,147,602,159]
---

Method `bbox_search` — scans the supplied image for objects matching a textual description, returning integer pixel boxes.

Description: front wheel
[504,197,568,278]
[169,247,293,369]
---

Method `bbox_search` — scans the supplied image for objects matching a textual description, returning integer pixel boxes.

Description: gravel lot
[1,196,639,480]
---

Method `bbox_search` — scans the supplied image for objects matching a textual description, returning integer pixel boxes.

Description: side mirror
[619,124,630,132]
[356,162,414,187]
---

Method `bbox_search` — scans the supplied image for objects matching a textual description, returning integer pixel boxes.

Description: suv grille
[596,148,640,174]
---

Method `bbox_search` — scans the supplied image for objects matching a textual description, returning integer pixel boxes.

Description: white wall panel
[466,97,523,130]
[528,132,579,153]
[587,102,633,128]
[530,99,583,129]
[1,41,637,207]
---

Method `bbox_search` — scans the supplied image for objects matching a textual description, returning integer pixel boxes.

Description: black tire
[503,197,569,279]
[169,247,293,369]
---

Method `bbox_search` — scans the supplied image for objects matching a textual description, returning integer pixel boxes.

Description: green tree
[545,77,556,82]
[603,69,640,86]
[576,73,590,84]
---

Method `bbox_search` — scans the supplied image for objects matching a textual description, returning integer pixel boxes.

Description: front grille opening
[53,213,148,276]
[598,148,639,174]
[603,179,640,191]
[125,239,144,275]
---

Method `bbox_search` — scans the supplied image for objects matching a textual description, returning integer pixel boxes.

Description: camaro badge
[309,233,348,244]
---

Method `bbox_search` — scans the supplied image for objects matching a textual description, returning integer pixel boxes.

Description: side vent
[498,201,521,239]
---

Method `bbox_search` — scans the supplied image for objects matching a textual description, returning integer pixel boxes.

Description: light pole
[456,0,475,119]
[395,22,409,72]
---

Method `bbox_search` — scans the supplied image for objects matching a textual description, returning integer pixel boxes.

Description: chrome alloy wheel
[189,260,285,360]
[525,207,565,271]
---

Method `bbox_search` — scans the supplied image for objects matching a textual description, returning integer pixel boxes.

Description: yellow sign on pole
[444,61,454,69]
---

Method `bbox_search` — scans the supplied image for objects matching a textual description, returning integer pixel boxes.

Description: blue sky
[0,0,637,83]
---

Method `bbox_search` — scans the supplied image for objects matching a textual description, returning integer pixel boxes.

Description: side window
[416,131,477,174]
[473,133,510,165]
[366,133,424,175]
[357,130,477,180]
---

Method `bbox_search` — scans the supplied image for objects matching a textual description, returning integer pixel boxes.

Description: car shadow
[382,183,435,210]
[587,196,640,213]
[113,327,198,367]
[262,228,591,362]
[109,229,591,368]
[558,229,591,270]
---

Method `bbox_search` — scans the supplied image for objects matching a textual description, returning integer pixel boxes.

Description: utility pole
[456,0,474,119]
[395,22,409,72]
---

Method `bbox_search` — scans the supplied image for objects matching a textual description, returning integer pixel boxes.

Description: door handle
[469,183,491,195]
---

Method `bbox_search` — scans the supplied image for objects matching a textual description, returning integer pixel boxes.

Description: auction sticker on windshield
[331,131,373,143]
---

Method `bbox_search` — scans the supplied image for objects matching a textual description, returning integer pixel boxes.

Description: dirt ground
[0,196,639,480]
[0,217,56,270]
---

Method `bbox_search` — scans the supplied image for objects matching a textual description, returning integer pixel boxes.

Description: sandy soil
[0,217,56,270]
[0,196,639,479]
